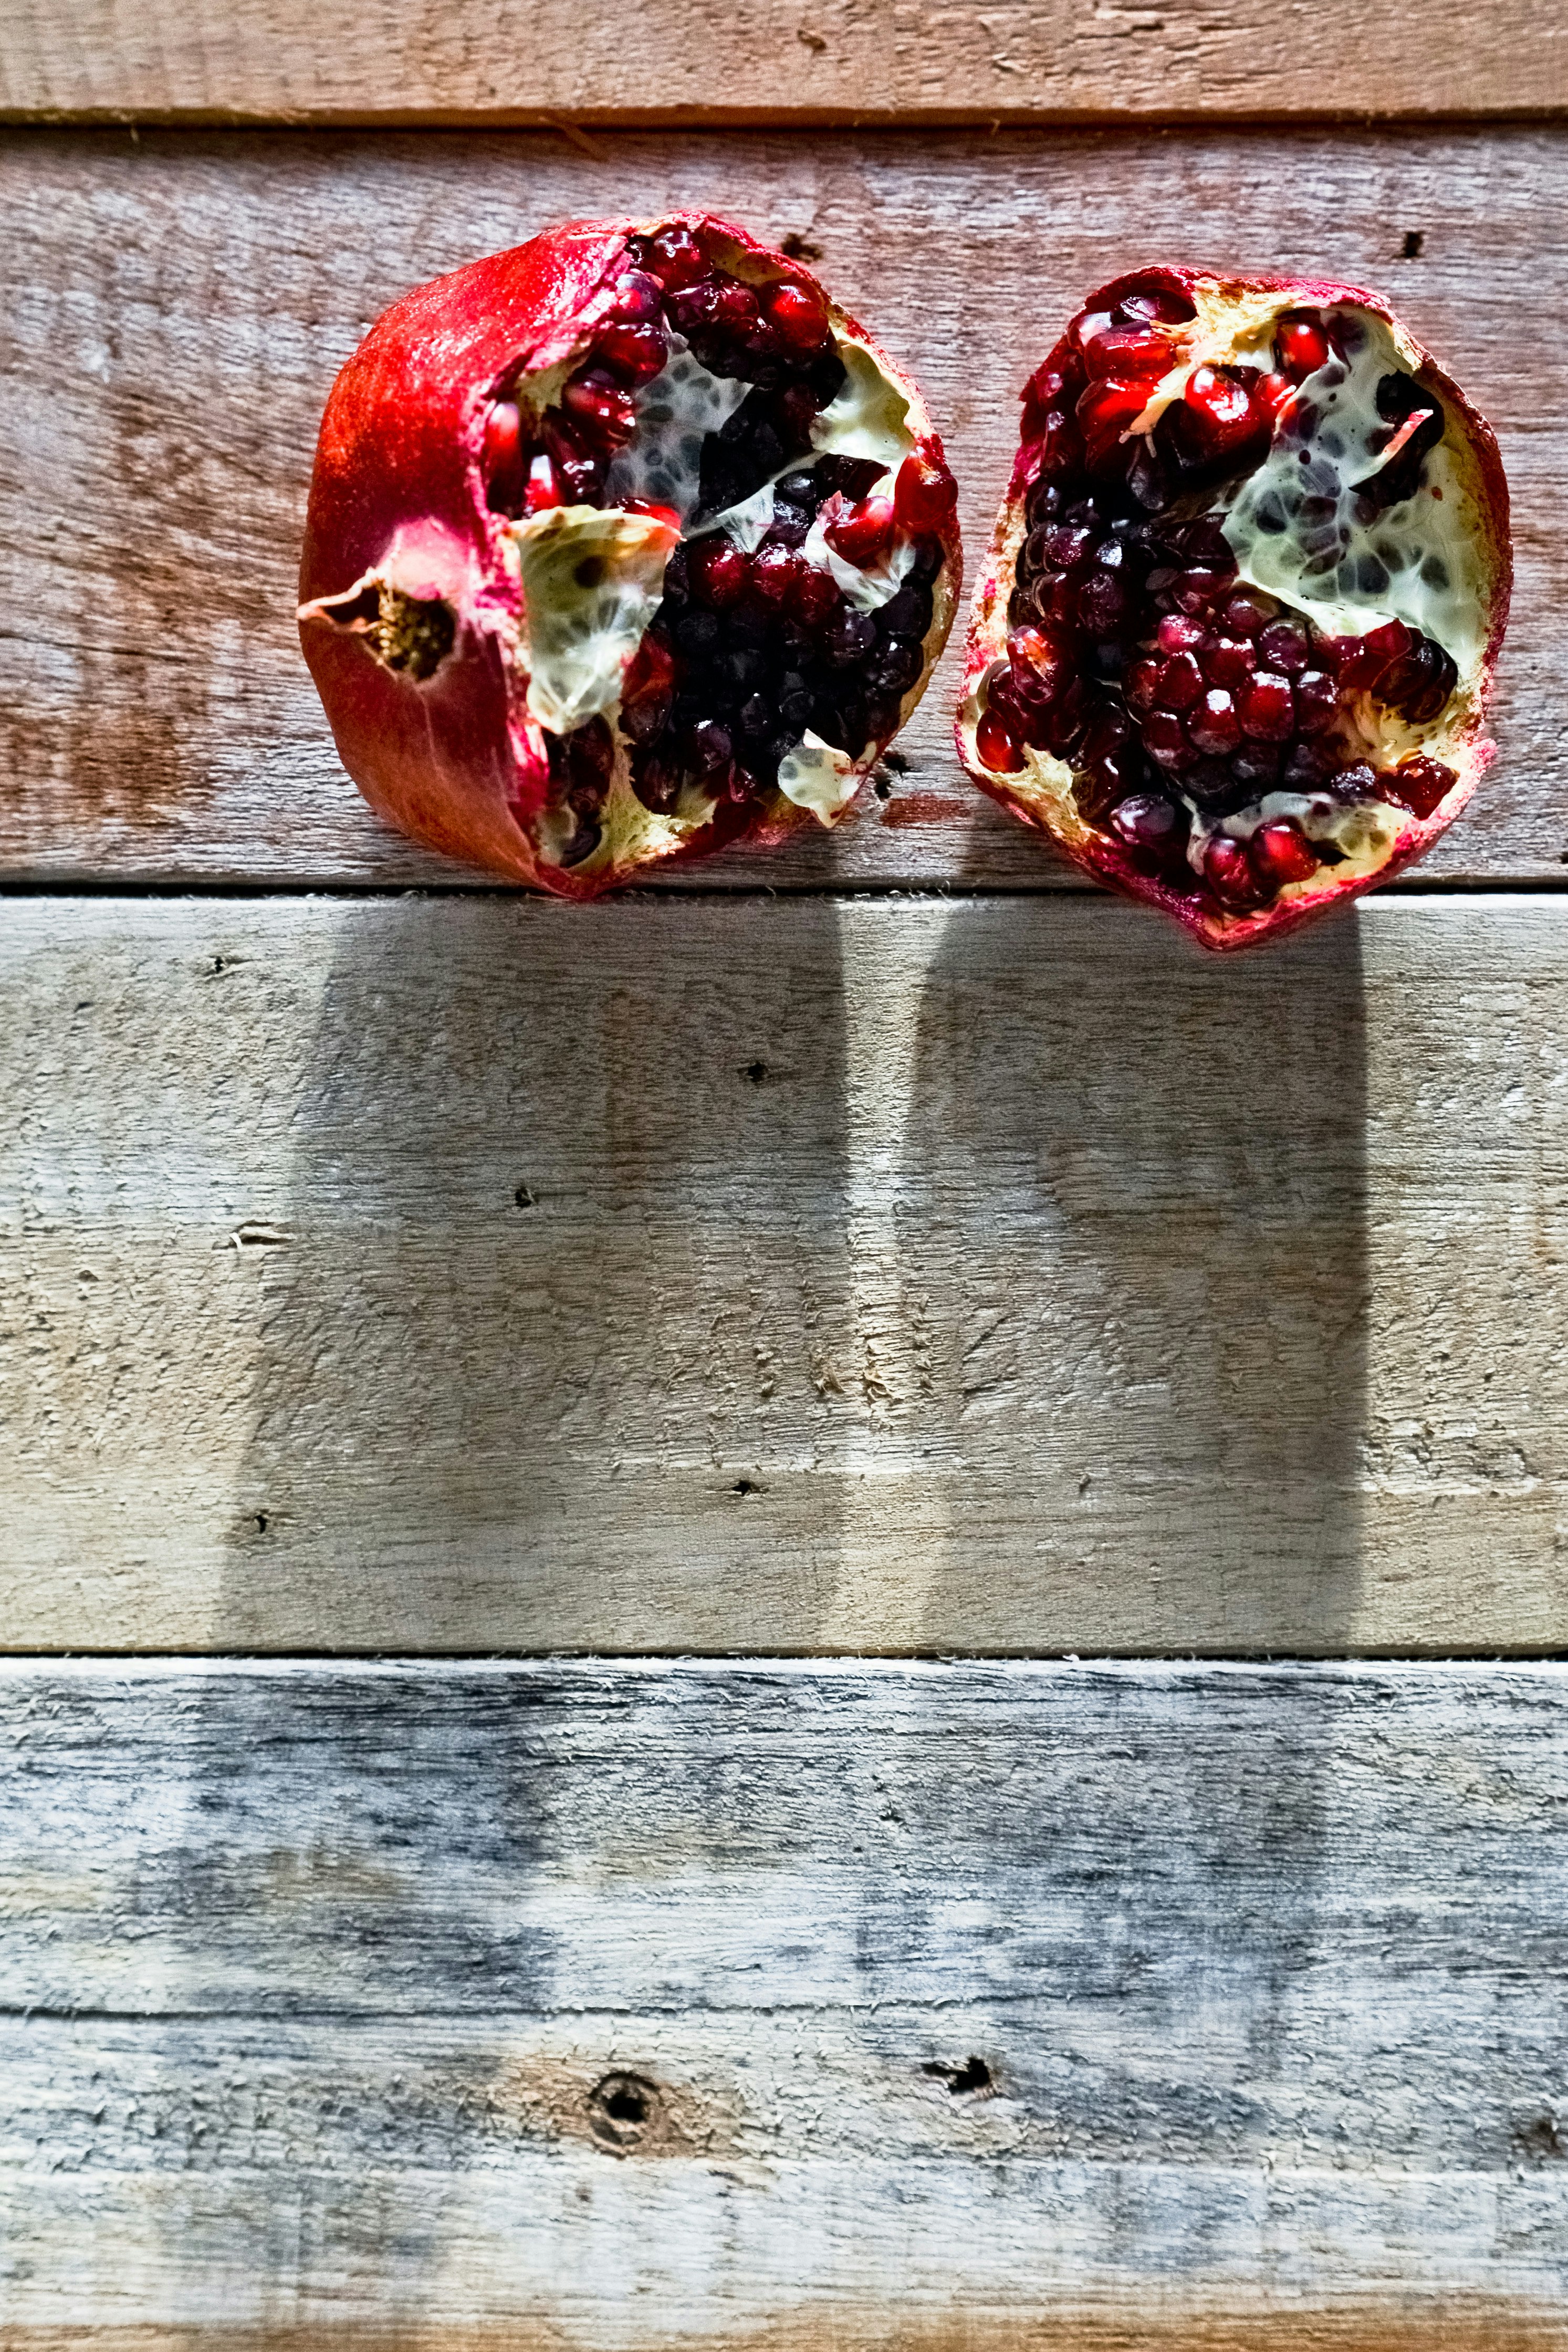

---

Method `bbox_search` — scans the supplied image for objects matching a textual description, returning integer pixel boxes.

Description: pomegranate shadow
[898,894,1369,1654]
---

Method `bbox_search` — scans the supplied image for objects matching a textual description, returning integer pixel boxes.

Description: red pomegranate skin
[956,266,1512,951]
[299,213,960,895]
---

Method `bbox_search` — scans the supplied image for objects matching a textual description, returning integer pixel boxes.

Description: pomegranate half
[957,267,1511,949]
[299,214,960,892]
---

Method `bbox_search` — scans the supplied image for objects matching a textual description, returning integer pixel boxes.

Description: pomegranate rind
[299,213,960,896]
[955,264,1512,951]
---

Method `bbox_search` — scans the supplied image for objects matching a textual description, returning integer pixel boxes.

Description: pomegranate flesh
[300,215,960,893]
[957,268,1511,949]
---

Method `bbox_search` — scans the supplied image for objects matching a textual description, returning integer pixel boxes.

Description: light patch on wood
[0,1662,1563,2339]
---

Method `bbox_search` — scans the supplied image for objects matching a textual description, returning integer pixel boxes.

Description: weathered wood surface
[7,891,1567,1655]
[0,125,1561,892]
[2,0,1561,126]
[0,1659,1564,2344]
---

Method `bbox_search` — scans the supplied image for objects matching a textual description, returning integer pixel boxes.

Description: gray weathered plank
[0,126,1559,890]
[6,892,1567,1654]
[2,0,1561,124]
[0,1659,1564,2343]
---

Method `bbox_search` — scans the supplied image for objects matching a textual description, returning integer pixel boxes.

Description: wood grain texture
[7,891,1568,1655]
[1,0,1562,125]
[0,125,1562,892]
[0,1658,1564,2343]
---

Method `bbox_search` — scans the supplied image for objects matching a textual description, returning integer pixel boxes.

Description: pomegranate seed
[1042,523,1094,570]
[595,321,667,384]
[688,717,734,774]
[1204,832,1265,907]
[1237,672,1294,741]
[1382,754,1458,818]
[619,499,683,531]
[1202,636,1255,690]
[484,398,521,475]
[1257,618,1310,674]
[1173,568,1223,615]
[825,609,877,667]
[1076,568,1129,634]
[768,279,831,353]
[1274,311,1331,382]
[750,543,802,605]
[1110,792,1182,851]
[1340,618,1414,687]
[1008,625,1067,706]
[987,670,1051,746]
[1376,637,1459,723]
[1076,377,1150,465]
[1257,372,1295,420]
[714,281,760,335]
[1143,709,1197,771]
[1294,670,1339,734]
[1125,655,1164,712]
[1037,407,1085,478]
[562,372,637,445]
[1219,590,1272,639]
[826,493,896,567]
[788,567,841,629]
[977,709,1027,771]
[1181,364,1266,457]
[1187,688,1242,757]
[645,224,706,289]
[688,537,750,607]
[1250,819,1319,889]
[1154,650,1204,712]
[1156,613,1207,655]
[893,453,958,534]
[607,269,665,323]
[1081,327,1174,382]
[1115,287,1197,326]
[525,452,564,512]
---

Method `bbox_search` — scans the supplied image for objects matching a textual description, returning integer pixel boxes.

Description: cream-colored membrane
[513,317,926,874]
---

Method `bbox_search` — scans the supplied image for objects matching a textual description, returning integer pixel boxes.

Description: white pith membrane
[505,297,932,875]
[963,291,1494,919]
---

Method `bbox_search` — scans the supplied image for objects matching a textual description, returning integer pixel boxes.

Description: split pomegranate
[298,214,960,892]
[957,267,1511,949]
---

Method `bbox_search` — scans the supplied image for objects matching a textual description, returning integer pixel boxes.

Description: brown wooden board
[9,891,1568,1657]
[0,1659,1564,2344]
[1,0,1561,126]
[0,125,1560,893]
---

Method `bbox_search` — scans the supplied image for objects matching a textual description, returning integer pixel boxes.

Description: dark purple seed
[824,609,878,667]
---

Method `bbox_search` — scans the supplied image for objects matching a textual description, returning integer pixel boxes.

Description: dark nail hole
[872,767,893,800]
[253,1512,269,1534]
[1513,2113,1566,2161]
[588,2071,662,2152]
[514,1184,537,1207]
[733,1478,759,1496]
[743,1060,767,1083]
[922,2056,992,2095]
[779,232,823,262]
[882,748,911,773]
[1401,230,1425,259]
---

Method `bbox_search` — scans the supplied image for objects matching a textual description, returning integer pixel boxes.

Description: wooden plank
[0,1659,1564,2343]
[6,890,1568,1656]
[1,0,1560,126]
[0,124,1561,892]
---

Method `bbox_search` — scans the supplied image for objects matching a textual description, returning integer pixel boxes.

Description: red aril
[957,263,1511,950]
[298,213,960,895]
